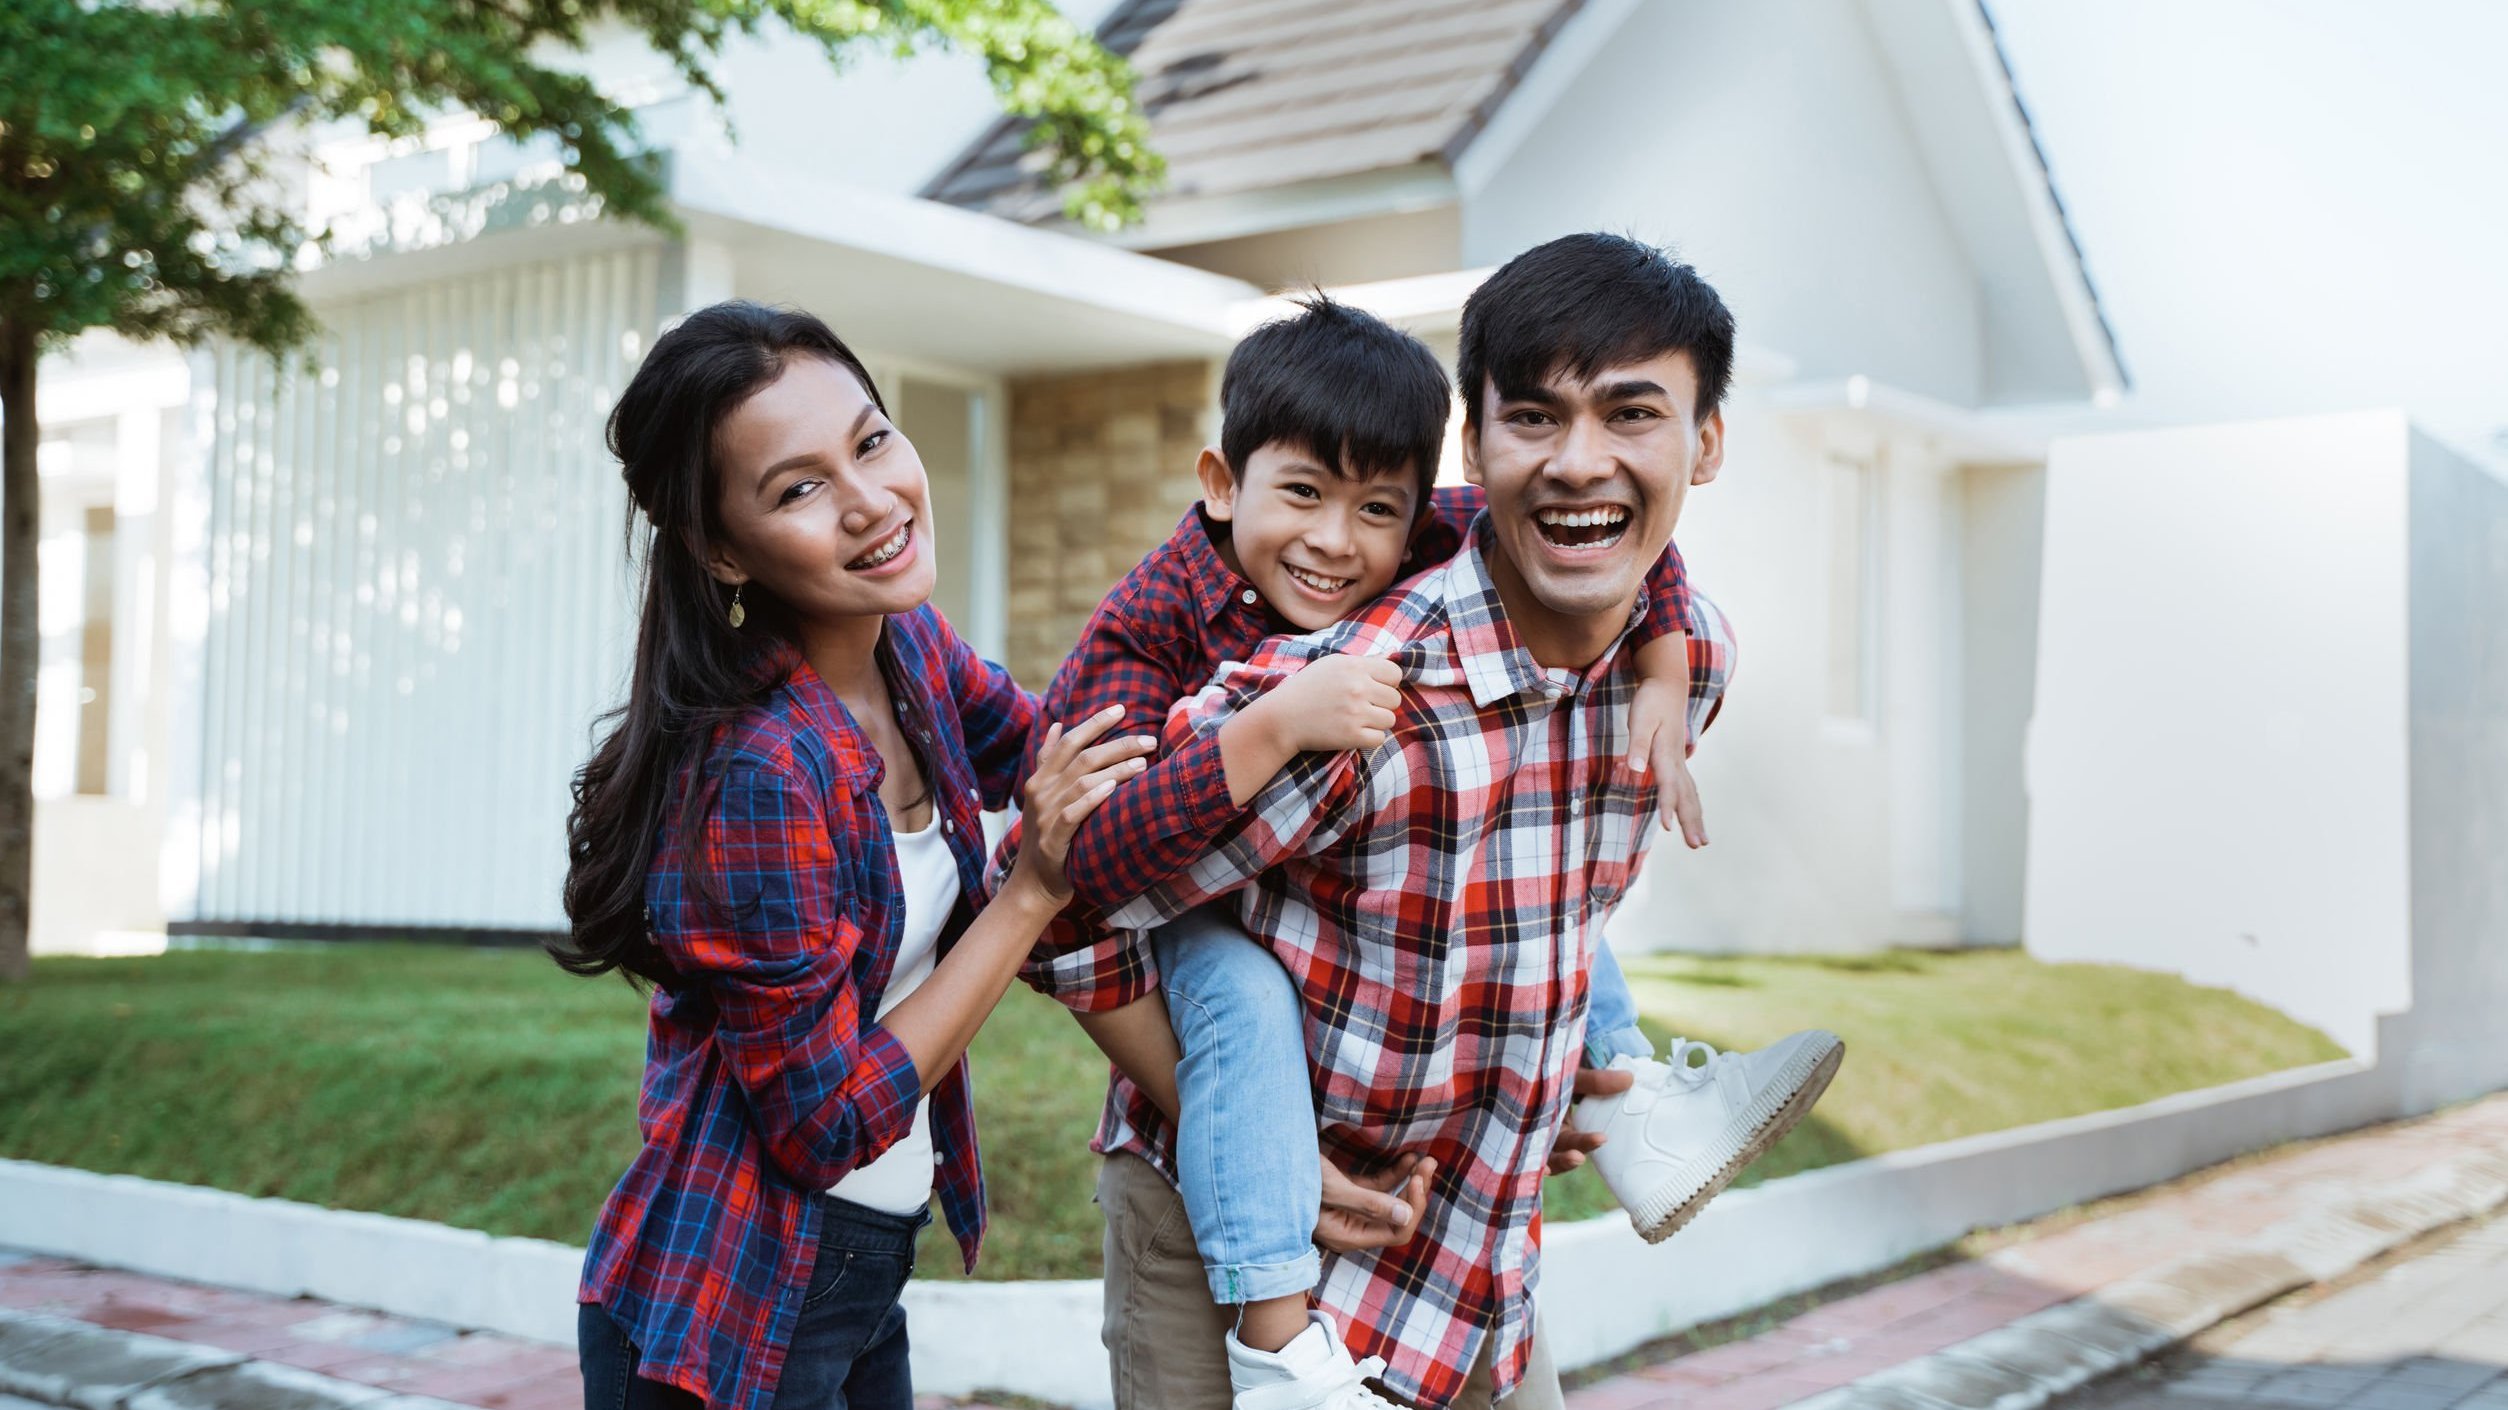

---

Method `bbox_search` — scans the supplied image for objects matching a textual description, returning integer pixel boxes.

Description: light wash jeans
[1151,904,1656,1305]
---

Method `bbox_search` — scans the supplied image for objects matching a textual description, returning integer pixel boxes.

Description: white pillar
[1881,440,1962,942]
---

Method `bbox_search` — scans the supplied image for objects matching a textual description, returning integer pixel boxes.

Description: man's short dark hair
[1219,294,1451,502]
[1457,233,1736,429]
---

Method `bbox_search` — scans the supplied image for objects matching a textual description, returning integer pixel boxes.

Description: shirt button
[943,818,956,835]
[1239,588,1258,606]
[1569,794,1586,816]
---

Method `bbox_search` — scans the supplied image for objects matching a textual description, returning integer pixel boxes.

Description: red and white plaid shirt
[1071,523,1735,1408]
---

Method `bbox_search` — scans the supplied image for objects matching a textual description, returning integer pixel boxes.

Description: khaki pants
[1096,1154,1563,1410]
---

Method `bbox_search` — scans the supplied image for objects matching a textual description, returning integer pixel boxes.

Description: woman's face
[707,356,935,624]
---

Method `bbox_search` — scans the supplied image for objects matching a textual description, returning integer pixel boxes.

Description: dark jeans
[580,1196,928,1410]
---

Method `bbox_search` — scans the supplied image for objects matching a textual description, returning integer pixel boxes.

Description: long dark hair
[552,301,886,988]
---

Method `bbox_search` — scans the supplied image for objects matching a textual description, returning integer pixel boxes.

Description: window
[1825,451,1881,724]
[880,367,1006,658]
[76,505,116,796]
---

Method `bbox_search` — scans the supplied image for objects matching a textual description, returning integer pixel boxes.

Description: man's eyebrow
[1496,384,1564,407]
[1596,378,1670,401]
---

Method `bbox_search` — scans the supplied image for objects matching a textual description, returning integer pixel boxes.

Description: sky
[1987,0,2508,472]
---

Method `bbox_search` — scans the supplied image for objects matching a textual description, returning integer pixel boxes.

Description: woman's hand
[1010,705,1157,906]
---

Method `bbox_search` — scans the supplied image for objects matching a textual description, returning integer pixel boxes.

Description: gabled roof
[924,0,1585,223]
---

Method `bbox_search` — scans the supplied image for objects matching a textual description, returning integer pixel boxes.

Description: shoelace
[1662,1038,1726,1089]
[1322,1354,1400,1408]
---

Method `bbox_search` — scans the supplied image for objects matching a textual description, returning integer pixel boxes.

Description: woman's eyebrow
[759,407,878,479]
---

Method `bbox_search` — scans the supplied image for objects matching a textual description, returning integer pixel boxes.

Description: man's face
[1462,351,1723,654]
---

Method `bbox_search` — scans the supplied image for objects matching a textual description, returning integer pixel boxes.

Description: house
[29,0,2124,958]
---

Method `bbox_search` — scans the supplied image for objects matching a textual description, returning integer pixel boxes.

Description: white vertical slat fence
[189,248,659,932]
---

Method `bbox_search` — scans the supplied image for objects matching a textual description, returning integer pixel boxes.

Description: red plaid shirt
[580,608,1035,1410]
[1019,484,1692,1007]
[1075,526,1736,1408]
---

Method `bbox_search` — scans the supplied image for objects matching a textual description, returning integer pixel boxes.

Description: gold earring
[728,584,746,629]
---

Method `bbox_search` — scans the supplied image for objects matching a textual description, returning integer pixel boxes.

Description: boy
[1018,295,1837,1410]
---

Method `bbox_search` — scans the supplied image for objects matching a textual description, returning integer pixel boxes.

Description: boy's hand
[1628,678,1708,848]
[1314,1151,1434,1252]
[1260,653,1404,754]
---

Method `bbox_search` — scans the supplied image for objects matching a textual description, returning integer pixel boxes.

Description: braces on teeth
[857,525,908,567]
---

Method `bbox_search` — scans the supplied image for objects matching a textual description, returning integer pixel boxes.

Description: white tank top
[826,805,959,1214]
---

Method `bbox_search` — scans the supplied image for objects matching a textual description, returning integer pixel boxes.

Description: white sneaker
[1573,1030,1845,1244]
[1227,1312,1403,1410]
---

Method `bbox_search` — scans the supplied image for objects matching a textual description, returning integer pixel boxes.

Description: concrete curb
[1786,1146,2508,1410]
[0,1310,470,1410]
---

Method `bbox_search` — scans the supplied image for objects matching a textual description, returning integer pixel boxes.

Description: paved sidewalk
[1562,1094,2508,1410]
[2055,1211,2508,1410]
[2,1094,2504,1410]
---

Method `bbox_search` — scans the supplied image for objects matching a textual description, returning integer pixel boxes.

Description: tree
[0,0,1162,981]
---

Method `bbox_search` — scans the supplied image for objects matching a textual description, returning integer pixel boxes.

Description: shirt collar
[1173,505,1258,628]
[1440,514,1646,709]
[746,632,891,788]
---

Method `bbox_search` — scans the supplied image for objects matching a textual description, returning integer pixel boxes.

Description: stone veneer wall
[1004,360,1221,688]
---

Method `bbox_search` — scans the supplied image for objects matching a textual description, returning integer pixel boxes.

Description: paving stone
[1783,1384,1960,1410]
[126,1359,395,1410]
[1946,1322,2120,1398]
[2384,1359,2502,1393]
[0,1313,245,1410]
[0,1311,83,1371]
[2166,1250,2315,1323]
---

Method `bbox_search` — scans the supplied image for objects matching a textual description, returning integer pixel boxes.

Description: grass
[0,945,2346,1281]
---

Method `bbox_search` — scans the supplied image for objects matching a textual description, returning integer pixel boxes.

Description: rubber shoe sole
[1624,1035,1847,1245]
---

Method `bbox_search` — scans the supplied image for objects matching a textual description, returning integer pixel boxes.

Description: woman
[551,302,1150,1410]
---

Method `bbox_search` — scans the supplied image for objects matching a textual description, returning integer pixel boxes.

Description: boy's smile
[1197,441,1419,631]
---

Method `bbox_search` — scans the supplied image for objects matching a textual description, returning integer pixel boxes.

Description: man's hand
[1547,1065,1635,1176]
[1627,679,1707,848]
[1314,1152,1435,1252]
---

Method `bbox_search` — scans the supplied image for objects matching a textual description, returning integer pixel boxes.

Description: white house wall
[1462,0,1986,408]
[178,250,658,932]
[2398,431,2508,1109]
[2024,412,2418,1058]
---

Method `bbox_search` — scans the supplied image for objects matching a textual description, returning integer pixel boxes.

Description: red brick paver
[0,1245,1006,1409]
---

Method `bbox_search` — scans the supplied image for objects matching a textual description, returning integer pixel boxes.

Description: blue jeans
[1152,905,1654,1305]
[1154,903,1324,1305]
[578,1196,927,1410]
[1585,938,1658,1065]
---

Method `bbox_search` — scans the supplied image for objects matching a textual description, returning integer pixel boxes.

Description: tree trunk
[0,316,38,982]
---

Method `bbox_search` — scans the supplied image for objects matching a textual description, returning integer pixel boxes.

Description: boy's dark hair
[1219,293,1451,502]
[1456,233,1736,429]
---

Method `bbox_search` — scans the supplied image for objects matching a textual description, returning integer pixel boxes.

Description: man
[1058,233,1839,1409]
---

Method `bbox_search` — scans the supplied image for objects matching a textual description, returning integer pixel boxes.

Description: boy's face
[1462,350,1723,639]
[1199,442,1420,631]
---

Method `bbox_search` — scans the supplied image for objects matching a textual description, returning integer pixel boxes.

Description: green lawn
[0,945,2345,1281]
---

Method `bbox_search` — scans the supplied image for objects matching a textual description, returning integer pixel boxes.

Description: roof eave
[1960,0,2129,401]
